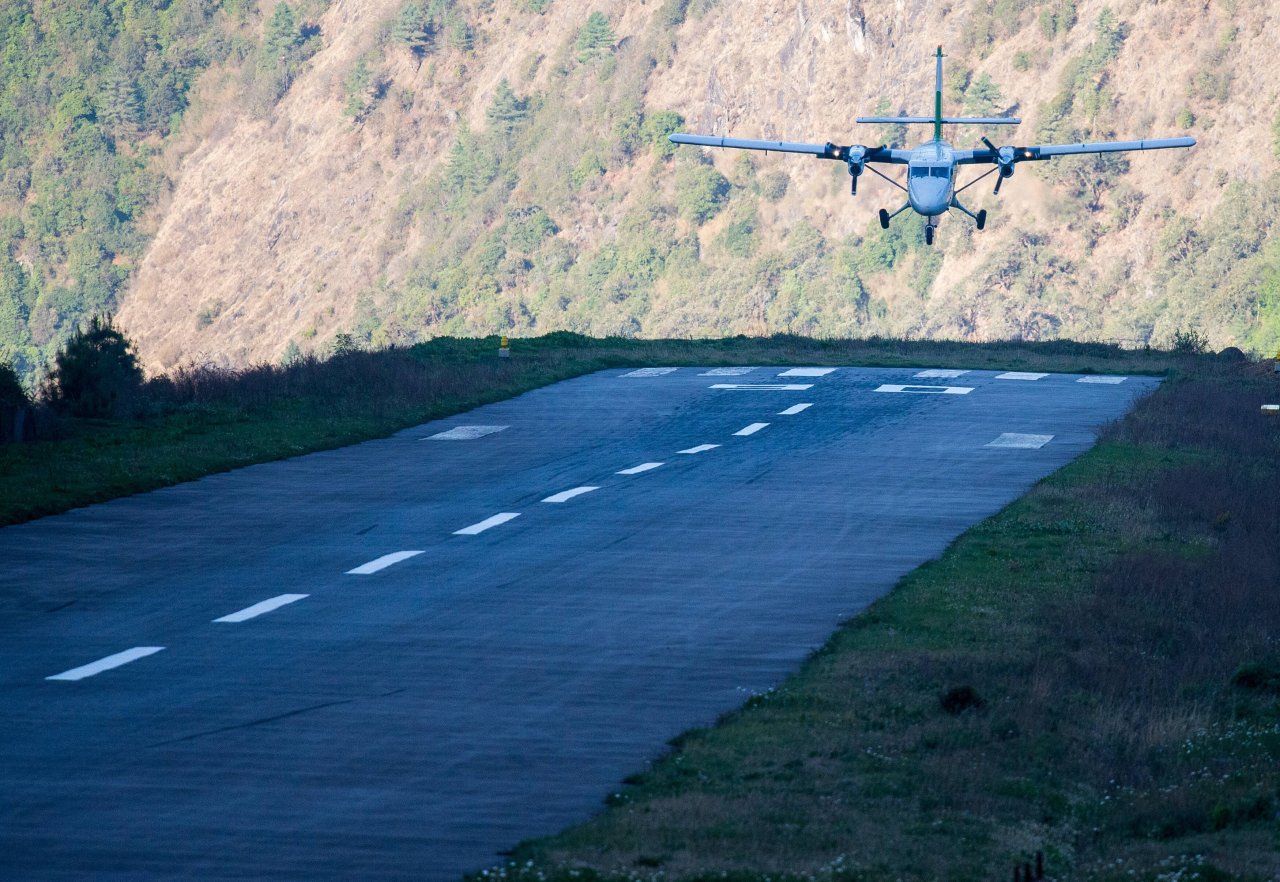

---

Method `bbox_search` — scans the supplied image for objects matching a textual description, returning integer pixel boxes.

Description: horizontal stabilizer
[856,116,1021,126]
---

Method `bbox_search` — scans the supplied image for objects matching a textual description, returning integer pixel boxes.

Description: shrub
[0,361,28,408]
[49,315,143,418]
[940,685,985,715]
[675,159,730,224]
[576,12,615,62]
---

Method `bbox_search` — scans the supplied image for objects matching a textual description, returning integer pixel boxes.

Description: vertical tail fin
[934,46,944,142]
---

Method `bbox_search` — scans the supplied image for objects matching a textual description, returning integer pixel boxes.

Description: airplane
[669,47,1195,245]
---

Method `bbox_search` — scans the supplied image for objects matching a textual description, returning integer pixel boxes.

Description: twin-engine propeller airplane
[670,47,1195,245]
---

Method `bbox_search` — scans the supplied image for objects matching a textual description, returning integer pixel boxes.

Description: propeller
[982,137,1017,195]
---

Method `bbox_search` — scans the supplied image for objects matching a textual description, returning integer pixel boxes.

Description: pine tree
[50,315,143,419]
[576,11,614,61]
[963,73,1003,116]
[485,79,527,137]
[263,2,301,59]
[392,2,433,56]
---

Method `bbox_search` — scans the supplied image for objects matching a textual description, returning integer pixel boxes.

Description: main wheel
[976,209,987,231]
[925,225,934,246]
[878,208,890,230]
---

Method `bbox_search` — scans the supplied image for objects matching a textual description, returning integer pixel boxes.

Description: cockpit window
[910,165,952,179]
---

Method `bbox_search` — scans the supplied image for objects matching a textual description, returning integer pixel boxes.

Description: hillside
[5,0,1280,375]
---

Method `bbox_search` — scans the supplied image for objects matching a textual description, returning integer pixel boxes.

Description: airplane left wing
[669,134,909,164]
[956,136,1195,165]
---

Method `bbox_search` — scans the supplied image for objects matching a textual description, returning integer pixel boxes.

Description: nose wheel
[925,225,934,246]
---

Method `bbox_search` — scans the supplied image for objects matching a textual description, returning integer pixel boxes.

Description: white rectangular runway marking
[986,433,1054,449]
[914,369,970,379]
[425,425,508,440]
[1077,376,1127,384]
[347,550,424,574]
[778,403,812,415]
[678,444,720,454]
[709,383,813,391]
[542,486,599,503]
[699,367,756,376]
[996,372,1048,381]
[617,462,664,475]
[734,423,769,436]
[875,384,973,395]
[214,594,309,623]
[778,368,836,377]
[47,647,164,682]
[622,367,678,377]
[454,513,521,535]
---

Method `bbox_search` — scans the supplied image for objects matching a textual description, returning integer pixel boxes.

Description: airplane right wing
[669,134,908,164]
[956,136,1196,165]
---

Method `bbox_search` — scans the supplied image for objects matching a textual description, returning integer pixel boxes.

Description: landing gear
[878,208,890,230]
[925,225,934,246]
[976,209,987,231]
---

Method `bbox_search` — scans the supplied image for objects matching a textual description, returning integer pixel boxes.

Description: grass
[464,359,1280,880]
[1,332,1181,527]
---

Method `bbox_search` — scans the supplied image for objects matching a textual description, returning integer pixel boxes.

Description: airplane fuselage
[906,140,956,217]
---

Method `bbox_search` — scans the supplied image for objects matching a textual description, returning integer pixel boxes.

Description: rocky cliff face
[117,0,1280,371]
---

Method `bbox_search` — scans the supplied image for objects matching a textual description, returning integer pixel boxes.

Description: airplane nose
[908,179,949,216]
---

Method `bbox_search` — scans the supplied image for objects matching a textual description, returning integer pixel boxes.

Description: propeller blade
[981,136,997,152]
[994,174,1003,195]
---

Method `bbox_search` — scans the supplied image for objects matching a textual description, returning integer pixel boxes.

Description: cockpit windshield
[910,165,951,179]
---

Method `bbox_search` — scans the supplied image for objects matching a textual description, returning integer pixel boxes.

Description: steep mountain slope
[78,1,1280,367]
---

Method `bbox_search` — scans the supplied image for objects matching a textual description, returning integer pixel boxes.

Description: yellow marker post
[499,336,510,359]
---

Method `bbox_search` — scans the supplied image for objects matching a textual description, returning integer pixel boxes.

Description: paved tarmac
[0,366,1156,880]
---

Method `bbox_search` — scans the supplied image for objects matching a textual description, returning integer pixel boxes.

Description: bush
[0,362,28,408]
[49,315,143,418]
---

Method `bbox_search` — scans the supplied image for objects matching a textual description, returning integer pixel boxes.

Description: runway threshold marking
[454,513,521,535]
[617,462,664,475]
[700,367,756,376]
[709,384,813,391]
[425,425,509,440]
[778,368,836,377]
[875,384,973,395]
[734,423,769,436]
[678,444,720,454]
[1077,376,1127,384]
[996,372,1048,381]
[542,486,599,503]
[214,594,309,623]
[986,433,1054,449]
[915,369,970,379]
[347,550,424,574]
[778,403,812,415]
[622,367,678,377]
[47,647,165,682]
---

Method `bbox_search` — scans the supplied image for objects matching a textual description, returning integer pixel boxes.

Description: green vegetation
[0,0,330,380]
[478,356,1280,881]
[0,333,1182,527]
[576,11,615,62]
[47,314,142,418]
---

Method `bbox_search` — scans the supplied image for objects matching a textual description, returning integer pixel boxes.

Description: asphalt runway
[0,365,1156,880]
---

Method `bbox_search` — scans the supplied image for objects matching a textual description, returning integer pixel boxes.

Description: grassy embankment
[472,358,1280,881]
[0,333,1177,527]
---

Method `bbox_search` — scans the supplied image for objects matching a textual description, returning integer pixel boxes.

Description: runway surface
[0,365,1156,880]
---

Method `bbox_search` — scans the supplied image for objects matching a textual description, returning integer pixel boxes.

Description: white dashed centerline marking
[347,550,424,575]
[1077,376,1127,384]
[542,486,599,503]
[622,367,678,377]
[996,372,1048,381]
[709,384,813,391]
[875,384,973,395]
[454,513,521,535]
[47,647,165,682]
[986,433,1054,449]
[425,425,509,440]
[734,423,769,436]
[778,368,836,377]
[214,594,309,623]
[678,444,720,454]
[778,403,812,415]
[616,462,664,475]
[915,369,970,379]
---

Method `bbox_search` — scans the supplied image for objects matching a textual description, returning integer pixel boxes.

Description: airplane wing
[669,134,909,164]
[956,136,1195,165]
